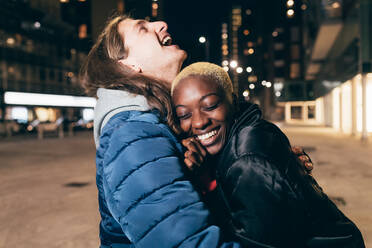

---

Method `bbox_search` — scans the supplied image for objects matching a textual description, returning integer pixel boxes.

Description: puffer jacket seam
[112,154,175,194]
[120,176,186,218]
[136,200,202,244]
[105,135,164,166]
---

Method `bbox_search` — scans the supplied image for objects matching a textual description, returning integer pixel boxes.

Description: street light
[236,67,243,73]
[249,83,255,89]
[246,66,253,73]
[198,36,209,61]
[243,90,249,97]
[230,60,238,68]
[222,60,229,66]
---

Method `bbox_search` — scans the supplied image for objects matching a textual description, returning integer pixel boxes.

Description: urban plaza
[0,0,371,247]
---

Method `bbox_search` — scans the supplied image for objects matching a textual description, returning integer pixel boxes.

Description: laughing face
[117,19,187,86]
[172,76,234,155]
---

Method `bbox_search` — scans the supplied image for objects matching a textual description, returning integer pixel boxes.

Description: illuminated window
[290,63,300,79]
[78,24,87,39]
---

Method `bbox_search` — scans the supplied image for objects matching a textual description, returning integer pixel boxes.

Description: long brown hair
[80,15,179,132]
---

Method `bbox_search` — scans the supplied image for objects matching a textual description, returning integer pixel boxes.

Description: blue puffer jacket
[96,108,240,248]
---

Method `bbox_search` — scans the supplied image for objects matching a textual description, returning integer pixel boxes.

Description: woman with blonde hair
[172,62,365,248]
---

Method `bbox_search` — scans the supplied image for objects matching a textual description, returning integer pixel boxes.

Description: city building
[0,0,93,136]
[282,0,372,140]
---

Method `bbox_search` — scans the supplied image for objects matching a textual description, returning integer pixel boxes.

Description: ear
[118,59,142,73]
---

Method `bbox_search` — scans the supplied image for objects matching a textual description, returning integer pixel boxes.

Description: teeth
[197,130,217,141]
[162,36,171,46]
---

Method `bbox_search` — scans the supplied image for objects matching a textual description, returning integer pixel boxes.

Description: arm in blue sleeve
[101,120,241,248]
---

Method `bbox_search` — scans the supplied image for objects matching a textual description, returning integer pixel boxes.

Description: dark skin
[172,76,313,175]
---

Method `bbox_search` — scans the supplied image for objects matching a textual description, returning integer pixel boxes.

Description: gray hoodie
[93,88,151,148]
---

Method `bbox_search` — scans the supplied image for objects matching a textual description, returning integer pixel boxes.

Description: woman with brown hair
[81,15,240,248]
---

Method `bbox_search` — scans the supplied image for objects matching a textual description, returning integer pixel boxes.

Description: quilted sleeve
[101,120,240,248]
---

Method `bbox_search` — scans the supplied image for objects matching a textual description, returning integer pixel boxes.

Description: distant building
[282,0,372,140]
[0,0,92,132]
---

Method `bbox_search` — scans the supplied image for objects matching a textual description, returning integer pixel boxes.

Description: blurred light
[246,66,252,73]
[332,2,340,8]
[236,67,243,73]
[152,2,158,9]
[287,9,295,17]
[266,82,272,88]
[274,82,284,91]
[243,29,250,36]
[287,0,294,7]
[248,75,257,83]
[70,48,76,55]
[199,36,206,43]
[83,108,94,122]
[222,60,229,66]
[230,60,238,68]
[34,22,41,29]
[275,91,281,97]
[60,0,69,2]
[243,90,250,97]
[301,4,307,10]
[11,107,28,122]
[247,41,254,47]
[6,37,15,46]
[248,48,254,54]
[272,31,278,37]
[249,83,255,90]
[246,9,252,15]
[222,33,228,39]
[78,0,86,2]
[67,72,74,78]
[223,50,229,56]
[79,24,88,39]
[261,80,267,86]
[222,44,228,50]
[8,67,15,74]
[223,66,229,72]
[4,92,96,107]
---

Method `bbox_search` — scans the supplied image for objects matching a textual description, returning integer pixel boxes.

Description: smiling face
[118,19,187,87]
[172,76,234,155]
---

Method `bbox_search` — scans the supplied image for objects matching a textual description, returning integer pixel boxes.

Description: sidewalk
[281,124,372,247]
[0,127,371,247]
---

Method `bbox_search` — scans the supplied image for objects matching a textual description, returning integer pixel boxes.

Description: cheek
[179,120,191,133]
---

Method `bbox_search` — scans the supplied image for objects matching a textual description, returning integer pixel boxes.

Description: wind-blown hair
[80,15,178,132]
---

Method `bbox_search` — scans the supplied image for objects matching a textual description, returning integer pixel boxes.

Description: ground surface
[0,126,371,247]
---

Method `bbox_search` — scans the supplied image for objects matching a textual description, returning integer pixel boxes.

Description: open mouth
[195,127,220,146]
[161,35,172,46]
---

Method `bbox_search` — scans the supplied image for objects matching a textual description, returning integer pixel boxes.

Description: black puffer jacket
[215,103,365,248]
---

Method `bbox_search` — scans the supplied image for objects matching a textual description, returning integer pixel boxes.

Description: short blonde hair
[171,62,234,102]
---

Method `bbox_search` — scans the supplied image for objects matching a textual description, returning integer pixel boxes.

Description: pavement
[0,126,371,247]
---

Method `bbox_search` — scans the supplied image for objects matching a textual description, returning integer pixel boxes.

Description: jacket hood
[94,88,151,148]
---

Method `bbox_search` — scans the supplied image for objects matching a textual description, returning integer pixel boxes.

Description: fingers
[292,146,304,155]
[305,162,313,173]
[298,155,309,163]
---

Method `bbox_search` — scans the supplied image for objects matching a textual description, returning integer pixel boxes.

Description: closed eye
[203,103,220,111]
[177,113,191,120]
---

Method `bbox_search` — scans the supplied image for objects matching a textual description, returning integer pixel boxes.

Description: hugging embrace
[81,15,365,248]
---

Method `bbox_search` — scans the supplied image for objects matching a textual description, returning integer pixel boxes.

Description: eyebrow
[134,20,146,32]
[174,93,220,109]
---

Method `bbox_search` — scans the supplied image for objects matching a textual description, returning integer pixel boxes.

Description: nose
[192,110,210,131]
[152,21,168,34]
